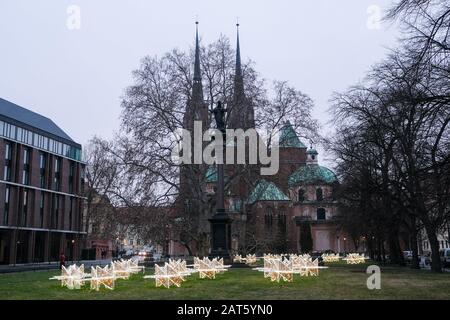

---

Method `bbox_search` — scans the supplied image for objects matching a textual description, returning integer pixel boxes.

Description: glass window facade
[3,186,10,225]
[0,119,82,161]
[40,193,45,228]
[22,148,30,185]
[39,152,46,188]
[3,142,11,181]
[54,158,61,191]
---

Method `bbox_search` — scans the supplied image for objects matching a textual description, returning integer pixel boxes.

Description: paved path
[0,259,113,274]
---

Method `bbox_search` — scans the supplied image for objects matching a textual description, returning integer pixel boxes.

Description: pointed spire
[193,21,201,82]
[228,21,255,130]
[235,21,242,81]
[234,21,244,95]
[183,20,208,131]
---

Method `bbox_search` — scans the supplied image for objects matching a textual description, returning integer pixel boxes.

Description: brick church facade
[170,24,355,256]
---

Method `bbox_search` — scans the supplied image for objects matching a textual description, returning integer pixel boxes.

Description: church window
[316,188,323,201]
[317,208,326,220]
[298,189,305,202]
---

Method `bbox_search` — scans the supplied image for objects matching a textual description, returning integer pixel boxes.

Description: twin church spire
[184,21,254,131]
[193,21,202,83]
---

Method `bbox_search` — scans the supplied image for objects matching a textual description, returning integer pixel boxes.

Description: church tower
[183,21,209,132]
[306,147,319,165]
[180,22,209,208]
[227,23,255,130]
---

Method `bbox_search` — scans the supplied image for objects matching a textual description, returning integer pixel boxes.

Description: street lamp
[343,237,347,253]
[14,240,20,266]
[208,101,232,262]
[71,239,75,263]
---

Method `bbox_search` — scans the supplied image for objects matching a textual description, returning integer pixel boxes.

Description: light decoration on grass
[50,258,144,291]
[144,257,230,288]
[196,258,218,279]
[111,260,131,279]
[144,259,191,288]
[270,259,293,282]
[193,257,230,279]
[302,258,320,277]
[49,264,88,289]
[321,253,340,262]
[343,253,368,264]
[233,254,242,263]
[89,265,116,291]
[128,258,146,274]
[157,264,184,288]
[244,254,257,265]
[110,258,145,280]
[254,254,327,281]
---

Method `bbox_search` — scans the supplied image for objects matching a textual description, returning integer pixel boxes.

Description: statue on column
[212,101,227,133]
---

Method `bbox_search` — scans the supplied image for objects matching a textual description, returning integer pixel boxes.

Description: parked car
[440,248,450,267]
[419,253,431,267]
[403,251,413,263]
[138,250,151,256]
[152,253,162,262]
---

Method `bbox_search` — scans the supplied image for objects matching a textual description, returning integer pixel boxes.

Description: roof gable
[279,121,306,149]
[247,179,290,204]
[0,98,74,143]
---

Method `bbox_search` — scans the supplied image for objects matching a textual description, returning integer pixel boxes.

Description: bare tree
[98,35,320,255]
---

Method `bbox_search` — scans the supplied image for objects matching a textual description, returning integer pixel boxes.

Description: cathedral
[170,23,354,256]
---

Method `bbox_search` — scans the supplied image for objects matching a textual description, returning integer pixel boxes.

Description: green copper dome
[247,180,290,204]
[279,121,307,149]
[288,165,338,186]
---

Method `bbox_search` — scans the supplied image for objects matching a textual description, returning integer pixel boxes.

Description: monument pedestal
[209,209,232,264]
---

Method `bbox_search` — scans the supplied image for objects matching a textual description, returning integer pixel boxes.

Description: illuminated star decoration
[254,254,327,281]
[244,254,257,265]
[144,259,202,288]
[144,260,184,288]
[321,253,340,262]
[89,265,116,291]
[111,260,131,279]
[233,254,242,263]
[343,253,368,264]
[49,264,88,289]
[127,258,146,274]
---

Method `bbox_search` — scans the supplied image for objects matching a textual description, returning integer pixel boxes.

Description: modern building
[0,98,86,265]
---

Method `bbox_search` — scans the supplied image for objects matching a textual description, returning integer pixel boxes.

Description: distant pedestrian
[59,252,66,269]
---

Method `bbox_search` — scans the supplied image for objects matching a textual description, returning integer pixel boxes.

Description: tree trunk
[367,238,375,260]
[182,242,193,257]
[425,226,442,272]
[388,228,404,265]
[410,232,420,269]
[381,242,386,264]
[377,240,382,262]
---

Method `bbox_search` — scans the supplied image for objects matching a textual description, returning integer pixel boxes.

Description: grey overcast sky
[0,0,400,160]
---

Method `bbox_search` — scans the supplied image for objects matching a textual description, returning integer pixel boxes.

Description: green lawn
[0,262,449,300]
